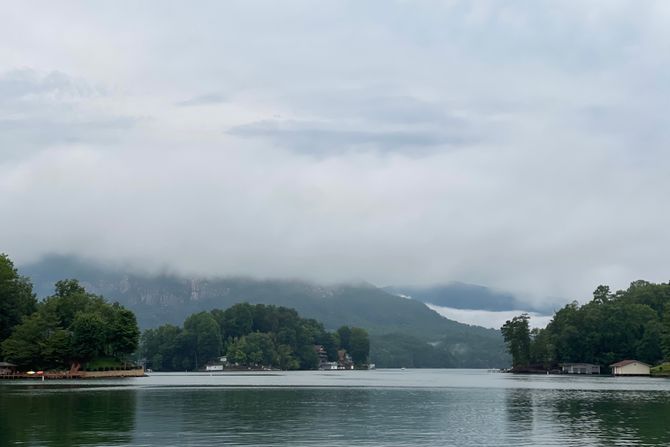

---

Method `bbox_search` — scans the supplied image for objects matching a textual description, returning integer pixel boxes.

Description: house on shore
[610,360,650,376]
[314,345,328,366]
[560,363,601,375]
[320,361,339,370]
[0,362,17,375]
[205,356,228,372]
[337,349,354,370]
[315,345,344,370]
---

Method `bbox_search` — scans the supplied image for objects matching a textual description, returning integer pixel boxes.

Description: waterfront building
[337,349,354,370]
[0,362,17,375]
[560,363,601,374]
[205,364,224,371]
[610,360,651,376]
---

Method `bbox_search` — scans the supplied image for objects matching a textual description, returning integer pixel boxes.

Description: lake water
[2,369,670,446]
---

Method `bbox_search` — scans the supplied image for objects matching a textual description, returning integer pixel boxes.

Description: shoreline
[0,367,146,380]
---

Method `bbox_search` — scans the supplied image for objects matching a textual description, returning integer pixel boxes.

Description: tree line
[0,254,140,370]
[501,280,670,370]
[141,302,370,370]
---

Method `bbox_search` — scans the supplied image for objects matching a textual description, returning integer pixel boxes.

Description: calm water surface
[1,369,669,446]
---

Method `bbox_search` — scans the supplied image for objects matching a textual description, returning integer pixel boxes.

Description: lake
[2,369,669,446]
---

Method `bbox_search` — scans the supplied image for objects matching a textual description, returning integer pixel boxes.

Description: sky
[1,1,669,307]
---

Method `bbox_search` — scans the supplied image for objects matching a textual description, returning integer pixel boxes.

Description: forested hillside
[21,255,510,368]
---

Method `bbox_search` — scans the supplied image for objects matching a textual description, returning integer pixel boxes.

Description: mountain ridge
[19,255,510,368]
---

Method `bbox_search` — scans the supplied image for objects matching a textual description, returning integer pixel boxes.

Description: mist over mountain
[385,283,557,314]
[19,255,509,368]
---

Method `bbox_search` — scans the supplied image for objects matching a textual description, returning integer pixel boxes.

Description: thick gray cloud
[1,1,670,307]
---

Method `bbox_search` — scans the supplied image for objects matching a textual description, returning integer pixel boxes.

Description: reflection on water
[1,371,670,446]
[503,389,670,446]
[0,385,136,446]
[131,388,509,446]
[506,388,535,441]
[552,390,670,446]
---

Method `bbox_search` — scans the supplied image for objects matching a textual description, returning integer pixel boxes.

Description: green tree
[662,312,670,362]
[42,329,72,367]
[276,344,298,370]
[244,332,276,366]
[296,344,319,369]
[2,279,139,370]
[141,324,195,371]
[592,285,612,304]
[71,312,107,361]
[226,337,248,365]
[500,314,531,368]
[222,303,254,339]
[349,327,370,365]
[1,313,49,368]
[0,254,37,344]
[636,320,663,364]
[184,312,222,368]
[108,304,140,359]
[529,327,554,368]
[337,326,352,351]
[41,279,105,328]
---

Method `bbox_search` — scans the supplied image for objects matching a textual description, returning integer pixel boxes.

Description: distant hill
[385,282,551,313]
[19,255,510,368]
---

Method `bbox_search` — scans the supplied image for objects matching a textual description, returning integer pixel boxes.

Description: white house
[319,361,338,370]
[560,363,601,374]
[610,360,650,376]
[205,364,224,371]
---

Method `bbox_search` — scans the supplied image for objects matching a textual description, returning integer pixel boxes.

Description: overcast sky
[1,1,669,306]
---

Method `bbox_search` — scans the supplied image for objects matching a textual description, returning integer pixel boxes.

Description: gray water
[2,369,669,446]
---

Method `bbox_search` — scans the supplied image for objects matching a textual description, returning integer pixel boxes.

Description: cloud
[227,119,471,155]
[1,1,670,308]
[175,93,228,107]
[0,69,138,156]
[0,68,100,101]
[226,94,478,155]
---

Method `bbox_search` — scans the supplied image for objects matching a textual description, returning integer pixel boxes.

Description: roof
[560,363,599,367]
[610,360,650,368]
[0,362,16,367]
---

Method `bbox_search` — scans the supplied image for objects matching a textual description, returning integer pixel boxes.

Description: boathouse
[0,362,17,375]
[610,360,650,376]
[560,363,601,374]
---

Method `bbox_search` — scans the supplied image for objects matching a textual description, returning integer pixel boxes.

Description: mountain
[19,255,510,368]
[385,282,551,313]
